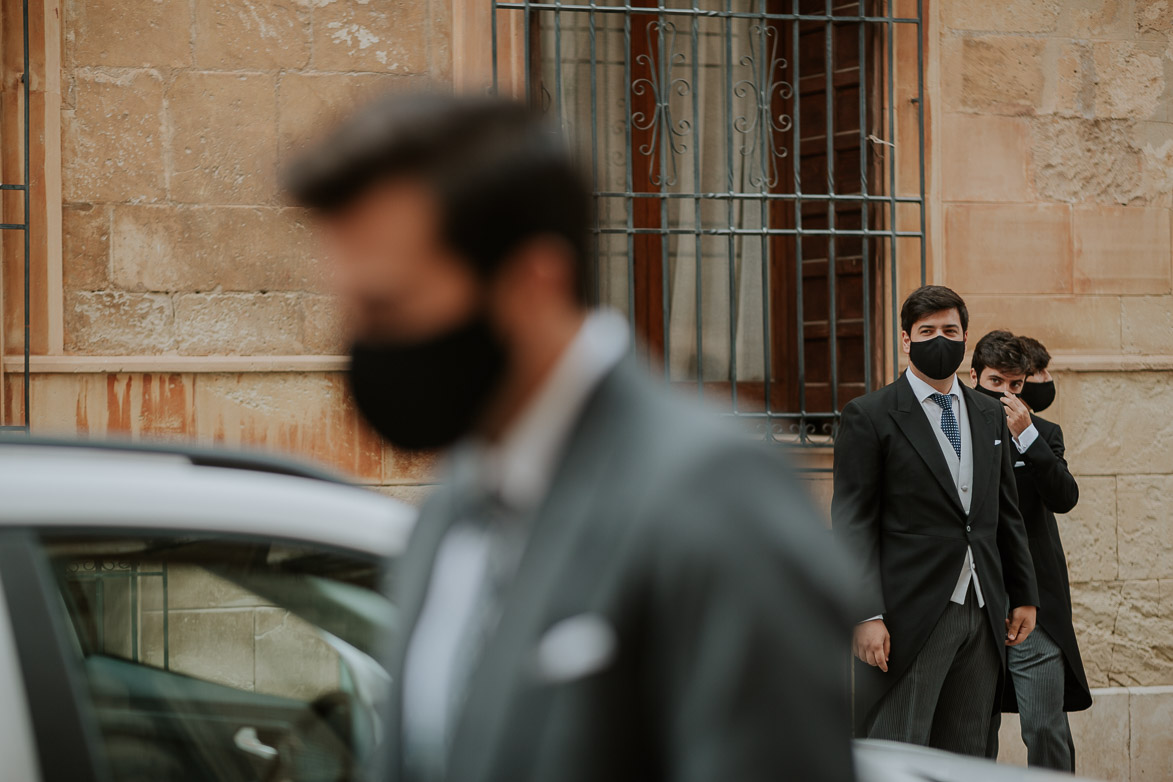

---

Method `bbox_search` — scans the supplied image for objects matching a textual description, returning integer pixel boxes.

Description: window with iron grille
[492,0,926,446]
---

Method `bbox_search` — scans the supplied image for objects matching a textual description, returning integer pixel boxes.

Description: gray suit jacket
[387,361,859,782]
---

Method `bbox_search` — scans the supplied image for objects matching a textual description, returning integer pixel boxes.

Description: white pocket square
[994,439,1002,446]
[1014,460,1026,467]
[534,613,617,684]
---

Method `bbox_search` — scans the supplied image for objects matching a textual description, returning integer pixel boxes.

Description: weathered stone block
[1108,579,1173,686]
[174,293,305,356]
[964,295,1121,355]
[63,204,110,291]
[142,608,256,690]
[1063,476,1119,583]
[1070,581,1125,688]
[1070,688,1131,782]
[65,0,191,68]
[1092,42,1166,120]
[1130,686,1173,779]
[254,608,340,700]
[63,70,166,203]
[312,1,429,74]
[1074,205,1172,295]
[1030,118,1145,205]
[192,372,382,481]
[302,294,346,355]
[64,291,174,354]
[1061,0,1135,39]
[942,0,1060,33]
[940,114,1034,202]
[1042,40,1089,117]
[166,73,278,205]
[24,374,193,438]
[194,0,310,70]
[278,72,401,162]
[1117,476,1173,580]
[1137,0,1173,34]
[1057,372,1173,476]
[944,204,1071,294]
[149,564,269,611]
[1122,296,1173,354]
[111,206,321,293]
[943,35,1045,115]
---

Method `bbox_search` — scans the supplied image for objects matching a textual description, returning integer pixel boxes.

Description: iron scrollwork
[630,20,692,188]
[733,24,793,190]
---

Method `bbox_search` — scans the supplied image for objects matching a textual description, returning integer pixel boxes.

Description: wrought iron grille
[0,0,32,433]
[492,0,926,446]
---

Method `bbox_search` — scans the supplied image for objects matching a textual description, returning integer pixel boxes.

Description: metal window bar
[0,0,32,434]
[492,0,925,453]
[64,561,170,669]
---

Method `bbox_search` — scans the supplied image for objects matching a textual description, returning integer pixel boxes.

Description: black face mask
[348,313,508,450]
[908,335,966,380]
[974,383,1013,402]
[1020,380,1056,413]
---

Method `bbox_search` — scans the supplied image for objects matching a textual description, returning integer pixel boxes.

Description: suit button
[961,484,969,492]
[966,525,972,532]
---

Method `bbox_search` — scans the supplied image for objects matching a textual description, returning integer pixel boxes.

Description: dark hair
[971,330,1031,380]
[1017,336,1052,375]
[283,92,593,304]
[900,285,969,335]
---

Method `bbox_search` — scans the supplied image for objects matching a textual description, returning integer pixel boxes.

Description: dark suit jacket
[1001,414,1092,713]
[831,373,1039,733]
[386,361,859,782]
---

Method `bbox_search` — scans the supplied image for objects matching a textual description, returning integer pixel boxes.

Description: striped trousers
[989,627,1076,772]
[865,590,1001,757]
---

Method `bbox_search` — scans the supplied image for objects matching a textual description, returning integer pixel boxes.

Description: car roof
[0,438,416,558]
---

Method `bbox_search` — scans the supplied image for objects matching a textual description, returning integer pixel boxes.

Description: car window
[37,533,397,782]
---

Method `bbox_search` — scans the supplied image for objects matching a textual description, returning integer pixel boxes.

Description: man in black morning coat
[976,334,1092,771]
[833,285,1039,757]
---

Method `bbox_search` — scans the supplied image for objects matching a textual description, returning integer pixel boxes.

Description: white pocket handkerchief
[534,613,617,685]
[1014,460,1026,467]
[994,439,1002,446]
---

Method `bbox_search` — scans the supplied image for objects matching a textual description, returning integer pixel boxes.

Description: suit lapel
[446,363,639,782]
[963,384,998,519]
[889,374,965,515]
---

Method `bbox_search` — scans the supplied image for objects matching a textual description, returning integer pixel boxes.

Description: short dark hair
[900,285,969,335]
[1017,336,1052,375]
[283,92,593,304]
[971,330,1031,380]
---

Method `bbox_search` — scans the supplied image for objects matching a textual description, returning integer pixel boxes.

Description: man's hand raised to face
[854,618,891,672]
[1005,605,1037,647]
[1001,393,1032,438]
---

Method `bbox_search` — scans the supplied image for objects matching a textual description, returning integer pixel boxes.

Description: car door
[0,527,399,782]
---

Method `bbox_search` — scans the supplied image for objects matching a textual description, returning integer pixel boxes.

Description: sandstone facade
[1,1,1172,776]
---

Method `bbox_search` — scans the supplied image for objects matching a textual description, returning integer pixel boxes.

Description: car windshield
[39,533,398,782]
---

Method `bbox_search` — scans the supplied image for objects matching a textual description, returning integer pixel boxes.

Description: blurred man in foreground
[285,92,858,782]
[972,333,1090,771]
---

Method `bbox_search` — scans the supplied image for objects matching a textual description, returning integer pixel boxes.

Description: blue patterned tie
[930,392,962,459]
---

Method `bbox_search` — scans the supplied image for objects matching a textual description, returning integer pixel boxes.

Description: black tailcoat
[832,373,1039,733]
[1001,414,1093,713]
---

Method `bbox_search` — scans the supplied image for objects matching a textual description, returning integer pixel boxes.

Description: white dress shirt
[401,310,630,776]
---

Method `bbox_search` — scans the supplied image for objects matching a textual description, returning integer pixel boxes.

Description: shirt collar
[904,368,963,404]
[470,310,630,513]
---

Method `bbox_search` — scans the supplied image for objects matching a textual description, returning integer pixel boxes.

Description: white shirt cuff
[859,615,883,623]
[1013,423,1039,454]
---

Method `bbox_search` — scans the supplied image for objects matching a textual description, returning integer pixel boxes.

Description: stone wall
[934,2,1173,776]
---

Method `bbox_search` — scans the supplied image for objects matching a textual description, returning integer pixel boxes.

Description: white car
[0,439,415,782]
[0,439,1100,782]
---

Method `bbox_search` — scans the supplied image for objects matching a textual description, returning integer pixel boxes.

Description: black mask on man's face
[1020,380,1056,413]
[974,383,1013,402]
[908,335,966,380]
[348,312,508,450]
